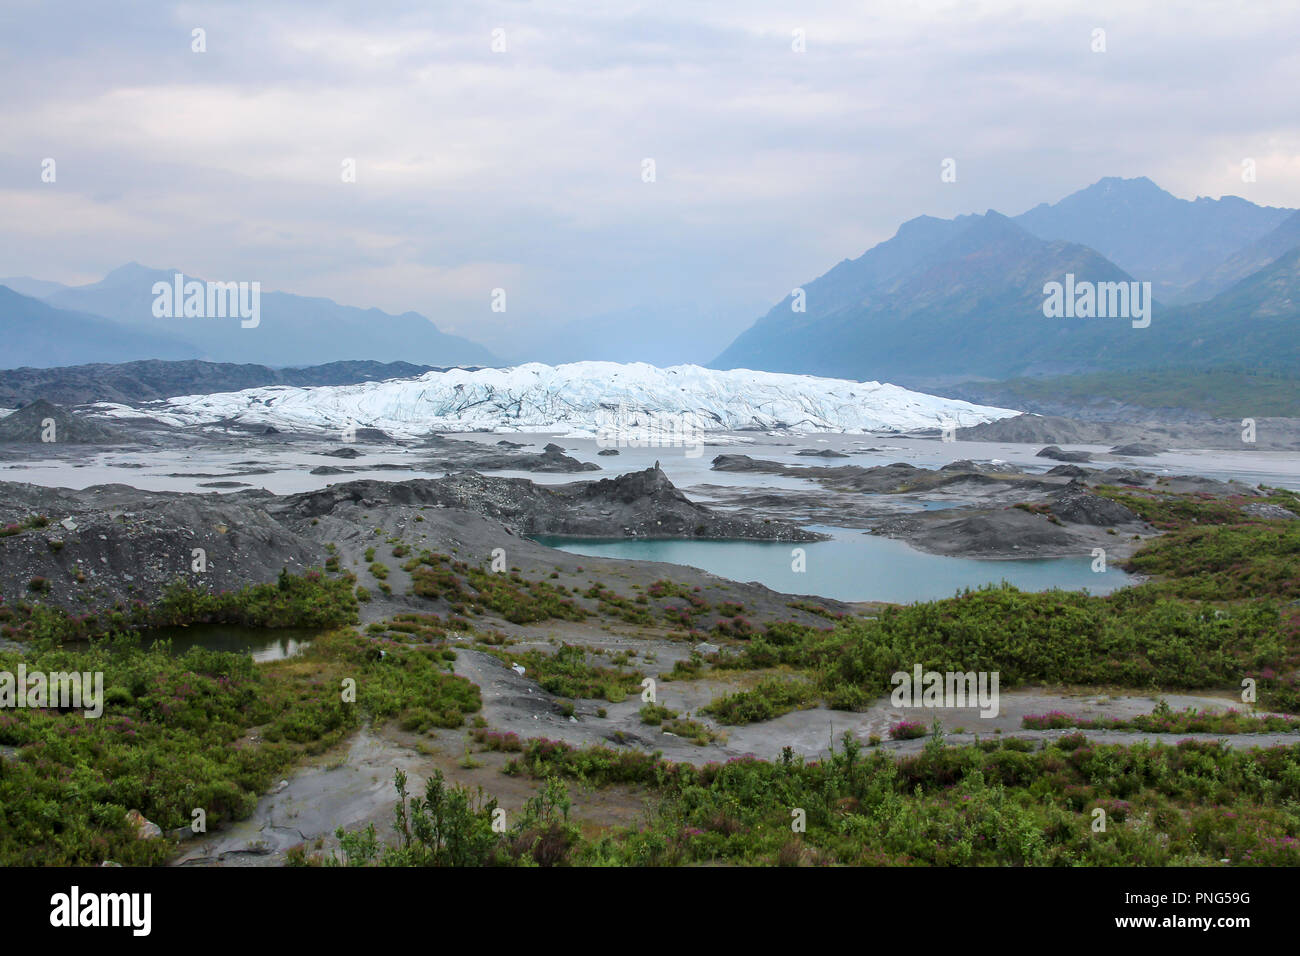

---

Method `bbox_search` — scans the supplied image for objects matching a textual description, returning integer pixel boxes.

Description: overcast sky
[2,0,1298,358]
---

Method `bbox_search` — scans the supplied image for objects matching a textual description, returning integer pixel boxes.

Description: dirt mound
[1048,483,1142,527]
[0,482,320,612]
[873,508,1078,557]
[1036,445,1092,462]
[0,399,124,444]
[1099,467,1154,486]
[1046,464,1092,478]
[418,439,601,474]
[958,414,1128,445]
[939,459,1025,475]
[279,467,822,541]
[1111,442,1164,456]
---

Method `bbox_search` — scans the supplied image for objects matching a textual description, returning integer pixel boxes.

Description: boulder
[1243,502,1298,521]
[125,809,162,840]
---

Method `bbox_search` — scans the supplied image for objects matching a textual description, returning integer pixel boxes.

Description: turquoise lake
[531,528,1130,604]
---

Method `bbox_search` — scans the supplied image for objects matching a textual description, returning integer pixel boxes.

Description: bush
[702,677,815,725]
[889,720,926,740]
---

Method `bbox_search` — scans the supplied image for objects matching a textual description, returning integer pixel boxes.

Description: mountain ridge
[713,177,1300,388]
[1013,175,1294,299]
[0,358,445,407]
[0,286,202,369]
[26,263,499,368]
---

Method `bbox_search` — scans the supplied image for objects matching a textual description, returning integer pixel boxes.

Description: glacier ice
[93,362,1021,437]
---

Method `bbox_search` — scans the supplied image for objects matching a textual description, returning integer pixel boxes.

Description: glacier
[93,362,1021,438]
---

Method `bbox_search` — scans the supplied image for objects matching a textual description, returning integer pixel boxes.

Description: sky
[2,0,1298,363]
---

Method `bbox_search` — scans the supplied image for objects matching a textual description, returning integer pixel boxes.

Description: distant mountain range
[7,176,1297,394]
[0,264,498,370]
[0,359,441,408]
[1178,208,1300,302]
[1013,176,1294,301]
[713,177,1300,389]
[0,285,200,368]
[0,276,72,299]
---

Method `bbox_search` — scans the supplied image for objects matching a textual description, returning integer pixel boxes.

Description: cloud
[1,0,1297,354]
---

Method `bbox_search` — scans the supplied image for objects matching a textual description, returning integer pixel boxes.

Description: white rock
[125,810,162,840]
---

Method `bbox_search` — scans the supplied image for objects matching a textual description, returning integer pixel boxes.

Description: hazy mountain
[714,176,1300,388]
[44,263,499,368]
[712,211,1145,388]
[1143,245,1300,371]
[1179,209,1300,303]
[0,276,71,298]
[947,246,1300,418]
[0,286,201,370]
[1014,176,1294,301]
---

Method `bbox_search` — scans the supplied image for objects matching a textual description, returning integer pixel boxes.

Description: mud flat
[703,455,1206,558]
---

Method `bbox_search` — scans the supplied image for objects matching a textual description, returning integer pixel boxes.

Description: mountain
[1179,209,1300,303]
[92,362,1020,437]
[714,176,1300,388]
[712,211,1144,388]
[1013,176,1294,301]
[1141,245,1300,370]
[0,359,441,407]
[946,238,1300,419]
[0,276,71,298]
[0,286,202,370]
[44,263,498,367]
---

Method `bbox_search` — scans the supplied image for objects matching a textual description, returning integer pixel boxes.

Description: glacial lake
[136,625,318,662]
[531,528,1131,604]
